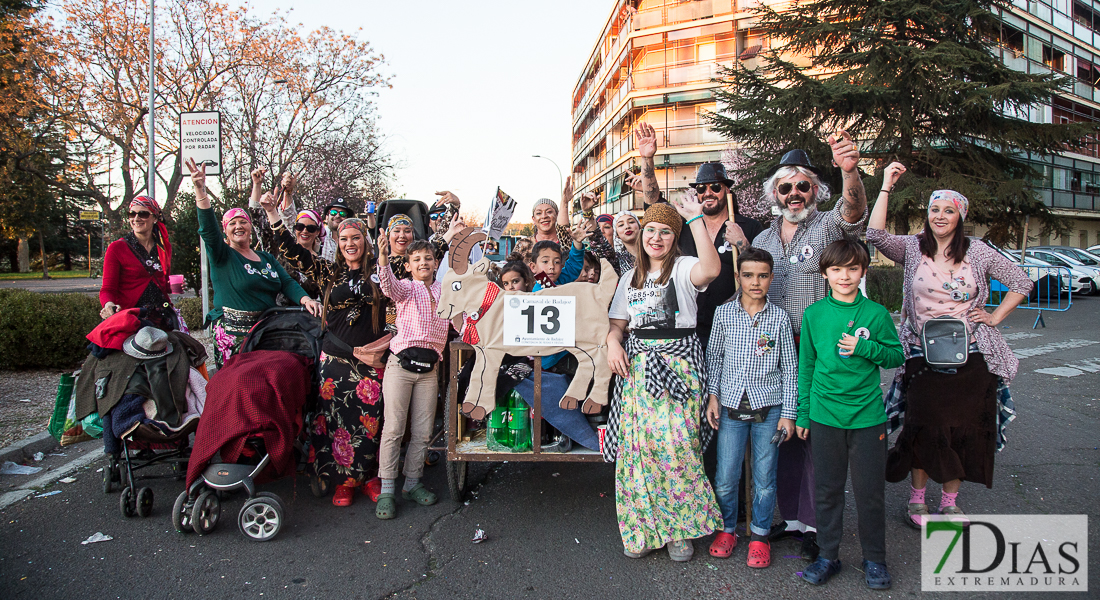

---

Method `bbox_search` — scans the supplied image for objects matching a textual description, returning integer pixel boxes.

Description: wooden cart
[430,341,605,502]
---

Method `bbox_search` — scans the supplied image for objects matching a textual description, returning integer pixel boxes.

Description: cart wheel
[255,491,286,516]
[309,470,329,498]
[136,487,154,517]
[119,486,135,518]
[238,497,283,541]
[446,459,468,503]
[103,462,118,494]
[171,491,194,533]
[192,491,221,535]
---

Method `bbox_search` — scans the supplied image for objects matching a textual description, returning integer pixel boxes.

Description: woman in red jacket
[99,196,182,330]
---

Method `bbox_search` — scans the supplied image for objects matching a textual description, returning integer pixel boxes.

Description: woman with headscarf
[99,196,182,331]
[604,198,723,562]
[612,210,641,276]
[259,195,389,507]
[866,163,1032,527]
[186,158,322,368]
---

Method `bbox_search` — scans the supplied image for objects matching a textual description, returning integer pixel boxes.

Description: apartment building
[571,0,1100,247]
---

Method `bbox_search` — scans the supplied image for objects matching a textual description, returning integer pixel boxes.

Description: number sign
[502,295,576,347]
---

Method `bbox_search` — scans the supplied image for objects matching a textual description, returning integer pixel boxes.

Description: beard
[701,195,727,217]
[777,196,817,224]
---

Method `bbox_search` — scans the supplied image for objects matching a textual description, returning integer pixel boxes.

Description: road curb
[0,450,105,511]
[0,431,60,465]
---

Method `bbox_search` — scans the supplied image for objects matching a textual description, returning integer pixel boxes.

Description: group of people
[95,121,1032,590]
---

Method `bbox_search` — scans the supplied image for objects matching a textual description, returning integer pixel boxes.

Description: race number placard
[502,295,576,347]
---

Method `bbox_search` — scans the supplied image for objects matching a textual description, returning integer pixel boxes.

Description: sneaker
[708,531,737,558]
[908,502,929,529]
[768,522,797,541]
[746,540,771,568]
[799,557,841,585]
[623,547,653,559]
[667,539,694,562]
[800,530,819,562]
[863,559,891,590]
[539,435,573,453]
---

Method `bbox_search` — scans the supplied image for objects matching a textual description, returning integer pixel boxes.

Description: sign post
[180,111,221,325]
[79,211,101,277]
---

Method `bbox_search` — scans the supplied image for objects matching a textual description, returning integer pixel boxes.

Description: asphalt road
[1,297,1097,599]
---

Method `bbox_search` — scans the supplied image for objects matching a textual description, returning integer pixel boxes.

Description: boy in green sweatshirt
[795,239,903,590]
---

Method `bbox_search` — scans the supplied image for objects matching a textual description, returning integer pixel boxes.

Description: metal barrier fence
[988,264,1074,329]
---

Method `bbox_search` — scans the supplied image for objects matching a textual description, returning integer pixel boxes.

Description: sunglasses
[328,209,351,218]
[776,181,813,195]
[690,183,724,194]
[128,211,153,219]
[295,223,320,233]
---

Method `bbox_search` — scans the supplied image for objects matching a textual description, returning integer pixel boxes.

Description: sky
[238,0,617,221]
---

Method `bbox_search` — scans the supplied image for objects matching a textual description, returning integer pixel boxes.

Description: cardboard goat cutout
[438,228,616,421]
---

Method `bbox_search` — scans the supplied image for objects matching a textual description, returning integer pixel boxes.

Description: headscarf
[595,214,613,225]
[640,203,682,239]
[929,190,969,221]
[612,210,639,234]
[531,198,558,216]
[387,213,413,230]
[129,196,171,275]
[221,207,252,230]
[296,209,326,240]
[338,217,367,235]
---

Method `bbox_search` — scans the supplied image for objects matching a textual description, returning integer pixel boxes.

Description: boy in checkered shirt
[704,247,798,568]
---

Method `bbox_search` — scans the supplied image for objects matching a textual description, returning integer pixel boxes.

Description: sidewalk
[0,277,101,295]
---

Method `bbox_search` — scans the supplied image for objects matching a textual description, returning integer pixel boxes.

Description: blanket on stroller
[186,350,310,488]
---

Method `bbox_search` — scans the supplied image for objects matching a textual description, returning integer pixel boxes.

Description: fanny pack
[918,316,970,368]
[396,347,439,373]
[726,394,771,423]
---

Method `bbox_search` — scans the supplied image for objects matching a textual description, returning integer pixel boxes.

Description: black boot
[800,531,819,562]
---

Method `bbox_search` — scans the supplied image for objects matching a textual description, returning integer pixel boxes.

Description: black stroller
[172,308,322,541]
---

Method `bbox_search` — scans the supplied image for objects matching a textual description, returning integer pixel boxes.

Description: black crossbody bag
[396,347,439,373]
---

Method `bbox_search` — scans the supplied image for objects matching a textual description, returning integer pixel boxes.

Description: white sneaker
[667,539,694,562]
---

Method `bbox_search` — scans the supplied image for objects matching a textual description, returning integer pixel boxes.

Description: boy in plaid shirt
[704,247,798,568]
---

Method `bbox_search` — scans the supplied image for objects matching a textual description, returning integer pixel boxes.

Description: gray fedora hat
[122,326,173,360]
[766,149,824,178]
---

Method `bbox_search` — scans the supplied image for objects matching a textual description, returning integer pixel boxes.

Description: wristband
[581,209,595,219]
[686,214,704,226]
[879,189,891,194]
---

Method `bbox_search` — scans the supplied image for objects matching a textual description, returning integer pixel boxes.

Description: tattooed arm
[634,122,662,207]
[829,130,867,224]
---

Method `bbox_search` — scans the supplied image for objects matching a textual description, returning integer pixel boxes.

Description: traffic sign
[79,210,101,221]
[180,111,222,176]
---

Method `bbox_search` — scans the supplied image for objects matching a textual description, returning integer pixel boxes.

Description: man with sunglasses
[751,132,869,562]
[321,199,354,262]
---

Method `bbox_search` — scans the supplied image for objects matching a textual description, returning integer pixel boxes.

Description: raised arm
[829,130,867,224]
[557,177,573,229]
[634,122,661,207]
[870,162,906,231]
[675,191,721,288]
[187,158,230,265]
[376,229,410,302]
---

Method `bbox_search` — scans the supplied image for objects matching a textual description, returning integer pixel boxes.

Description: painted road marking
[1034,357,1100,378]
[1014,339,1099,359]
[1003,332,1044,341]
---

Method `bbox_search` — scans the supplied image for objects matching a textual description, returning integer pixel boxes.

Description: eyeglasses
[328,209,351,218]
[294,223,320,233]
[128,211,153,219]
[776,181,813,196]
[642,226,674,238]
[690,183,724,194]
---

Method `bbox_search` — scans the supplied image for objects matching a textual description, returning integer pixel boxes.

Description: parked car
[1032,245,1100,268]
[1025,249,1100,294]
[1088,244,1100,255]
[982,242,1082,297]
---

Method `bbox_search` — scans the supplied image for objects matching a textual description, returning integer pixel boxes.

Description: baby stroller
[172,307,322,541]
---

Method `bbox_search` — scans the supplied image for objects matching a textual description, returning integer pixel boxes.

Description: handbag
[920,316,970,367]
[396,347,439,373]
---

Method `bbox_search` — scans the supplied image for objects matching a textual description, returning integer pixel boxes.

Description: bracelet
[686,215,704,226]
[879,189,891,194]
[581,209,595,219]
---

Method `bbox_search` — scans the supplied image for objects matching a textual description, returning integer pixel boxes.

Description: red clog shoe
[708,531,737,558]
[332,484,355,507]
[746,540,771,568]
[362,476,382,503]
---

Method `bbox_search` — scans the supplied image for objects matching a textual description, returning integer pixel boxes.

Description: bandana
[613,210,639,234]
[531,198,558,216]
[338,218,367,235]
[595,214,613,225]
[221,207,252,230]
[129,196,171,275]
[929,189,968,221]
[387,214,413,230]
[296,209,325,240]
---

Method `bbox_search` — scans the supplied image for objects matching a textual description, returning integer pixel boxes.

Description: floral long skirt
[309,352,384,488]
[615,348,722,553]
[211,319,247,370]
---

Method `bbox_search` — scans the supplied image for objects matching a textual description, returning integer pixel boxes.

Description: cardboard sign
[483,187,517,241]
[179,111,222,176]
[502,295,576,347]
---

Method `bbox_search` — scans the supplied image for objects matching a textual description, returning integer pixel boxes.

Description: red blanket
[186,350,310,488]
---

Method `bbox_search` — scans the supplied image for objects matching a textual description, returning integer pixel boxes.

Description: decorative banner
[483,187,517,241]
[179,111,222,176]
[502,295,576,347]
[78,210,101,221]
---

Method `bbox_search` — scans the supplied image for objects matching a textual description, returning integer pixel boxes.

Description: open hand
[377,229,390,261]
[580,191,598,213]
[607,341,628,377]
[634,122,657,158]
[881,162,906,192]
[570,219,595,245]
[828,130,860,173]
[968,307,999,327]
[672,189,703,220]
[301,298,322,317]
[434,190,461,209]
[706,395,721,430]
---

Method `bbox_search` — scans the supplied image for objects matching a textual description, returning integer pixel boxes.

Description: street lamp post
[147,0,155,202]
[531,155,563,196]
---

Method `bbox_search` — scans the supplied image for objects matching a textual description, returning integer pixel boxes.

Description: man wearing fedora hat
[631,122,764,349]
[751,131,869,562]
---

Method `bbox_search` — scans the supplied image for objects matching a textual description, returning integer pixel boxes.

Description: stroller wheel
[119,487,136,518]
[103,462,118,494]
[192,491,221,535]
[136,487,154,517]
[172,491,194,533]
[239,497,283,542]
[309,471,329,498]
[255,492,286,516]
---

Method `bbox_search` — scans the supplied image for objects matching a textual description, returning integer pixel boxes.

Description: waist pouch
[727,405,771,423]
[919,316,970,367]
[397,347,439,373]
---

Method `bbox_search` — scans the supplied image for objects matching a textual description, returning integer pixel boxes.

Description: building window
[1075,1,1097,29]
[1077,59,1100,87]
[1001,24,1025,55]
[1044,45,1066,71]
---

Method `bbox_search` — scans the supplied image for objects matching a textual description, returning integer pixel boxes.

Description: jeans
[714,405,782,536]
[514,372,599,451]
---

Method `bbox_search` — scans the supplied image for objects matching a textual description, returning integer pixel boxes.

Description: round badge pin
[801,245,814,258]
[370,274,380,284]
[855,327,871,340]
[790,256,799,264]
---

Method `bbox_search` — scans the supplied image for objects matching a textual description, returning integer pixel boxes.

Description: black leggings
[810,420,887,563]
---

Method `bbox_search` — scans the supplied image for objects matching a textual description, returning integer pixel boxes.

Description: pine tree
[707,0,1098,245]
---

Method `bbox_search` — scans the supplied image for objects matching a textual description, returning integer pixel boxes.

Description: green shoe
[401,484,438,506]
[375,493,396,519]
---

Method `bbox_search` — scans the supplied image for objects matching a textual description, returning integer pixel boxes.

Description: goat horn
[449,227,487,275]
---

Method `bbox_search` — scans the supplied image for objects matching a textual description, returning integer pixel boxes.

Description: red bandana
[461,282,501,345]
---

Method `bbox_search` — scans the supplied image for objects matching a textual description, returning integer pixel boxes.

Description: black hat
[693,162,734,187]
[323,198,352,215]
[766,149,823,178]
